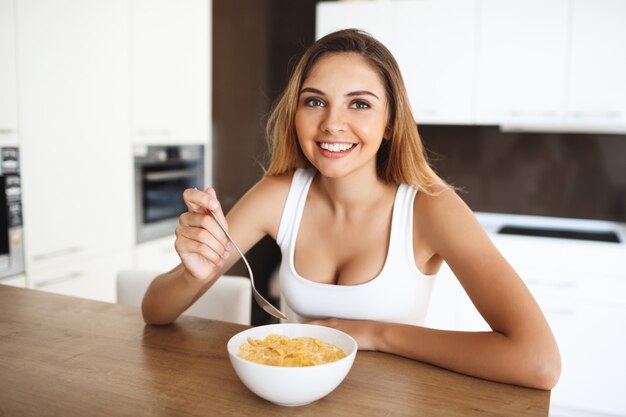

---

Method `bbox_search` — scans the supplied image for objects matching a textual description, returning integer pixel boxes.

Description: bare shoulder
[232,170,295,239]
[413,185,485,254]
[243,171,293,206]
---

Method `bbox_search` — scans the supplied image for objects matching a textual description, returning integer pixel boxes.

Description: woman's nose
[320,106,347,134]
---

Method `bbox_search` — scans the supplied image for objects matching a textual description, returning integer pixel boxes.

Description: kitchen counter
[0,285,550,416]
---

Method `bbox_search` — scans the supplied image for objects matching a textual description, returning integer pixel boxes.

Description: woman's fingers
[175,235,226,266]
[176,187,232,277]
[179,212,231,249]
[202,187,228,229]
[182,187,220,214]
[176,223,230,260]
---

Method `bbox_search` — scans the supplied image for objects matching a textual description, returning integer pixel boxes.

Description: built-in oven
[0,147,24,279]
[134,144,205,243]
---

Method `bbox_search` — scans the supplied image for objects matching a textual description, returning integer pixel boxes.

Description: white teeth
[319,142,355,152]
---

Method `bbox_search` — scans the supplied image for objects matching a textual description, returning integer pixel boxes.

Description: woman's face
[295,52,389,180]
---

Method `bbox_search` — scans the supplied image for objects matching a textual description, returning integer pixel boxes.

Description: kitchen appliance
[0,147,24,279]
[134,144,204,243]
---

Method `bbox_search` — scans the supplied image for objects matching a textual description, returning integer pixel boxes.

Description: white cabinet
[0,274,26,288]
[426,262,489,331]
[490,234,626,416]
[393,0,476,124]
[317,0,626,133]
[131,0,210,145]
[426,262,488,331]
[29,250,133,303]
[134,234,180,272]
[475,0,569,126]
[426,215,626,416]
[566,0,626,130]
[315,1,394,50]
[0,0,18,146]
[16,0,135,273]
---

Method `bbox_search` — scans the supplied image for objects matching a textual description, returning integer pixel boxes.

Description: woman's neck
[314,168,395,218]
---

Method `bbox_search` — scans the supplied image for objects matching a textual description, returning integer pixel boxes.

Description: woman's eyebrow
[300,87,325,96]
[346,90,380,101]
[299,87,380,101]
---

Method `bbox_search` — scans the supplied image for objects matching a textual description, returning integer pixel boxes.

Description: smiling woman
[142,29,561,391]
[294,53,390,179]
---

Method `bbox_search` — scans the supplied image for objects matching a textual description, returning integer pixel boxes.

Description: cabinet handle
[568,110,622,120]
[144,169,200,182]
[543,307,576,317]
[507,110,558,118]
[32,246,84,261]
[526,279,576,289]
[0,128,17,134]
[136,129,171,136]
[34,271,85,288]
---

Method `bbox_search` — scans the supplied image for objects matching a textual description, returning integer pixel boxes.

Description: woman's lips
[317,142,356,159]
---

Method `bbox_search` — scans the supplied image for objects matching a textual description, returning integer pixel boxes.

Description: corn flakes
[238,334,347,366]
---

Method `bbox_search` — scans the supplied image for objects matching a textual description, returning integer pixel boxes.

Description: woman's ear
[383,126,392,141]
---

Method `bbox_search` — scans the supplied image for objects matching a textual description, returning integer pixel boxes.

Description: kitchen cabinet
[426,213,626,416]
[134,234,180,272]
[490,231,626,416]
[566,0,626,130]
[315,0,394,51]
[0,274,25,288]
[17,0,135,273]
[131,0,210,145]
[393,0,476,125]
[426,262,489,331]
[426,263,473,330]
[29,250,133,303]
[317,0,626,133]
[475,0,569,126]
[0,0,18,146]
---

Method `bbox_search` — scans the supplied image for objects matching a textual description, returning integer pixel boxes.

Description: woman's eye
[351,101,370,110]
[305,98,324,107]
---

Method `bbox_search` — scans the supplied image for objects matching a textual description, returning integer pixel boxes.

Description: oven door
[0,176,9,270]
[135,160,204,242]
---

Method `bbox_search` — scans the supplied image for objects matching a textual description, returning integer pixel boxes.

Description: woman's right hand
[175,187,232,283]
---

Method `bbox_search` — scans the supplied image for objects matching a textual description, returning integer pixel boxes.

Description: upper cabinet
[566,0,626,130]
[475,0,569,126]
[0,0,18,145]
[16,0,134,272]
[316,0,626,133]
[393,0,476,124]
[131,0,210,145]
[316,1,393,50]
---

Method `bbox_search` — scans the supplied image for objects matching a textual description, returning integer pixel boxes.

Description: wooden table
[0,285,550,416]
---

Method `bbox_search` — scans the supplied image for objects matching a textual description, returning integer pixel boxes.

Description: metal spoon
[209,210,288,321]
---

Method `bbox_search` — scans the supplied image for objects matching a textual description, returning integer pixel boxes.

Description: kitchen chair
[116,270,252,325]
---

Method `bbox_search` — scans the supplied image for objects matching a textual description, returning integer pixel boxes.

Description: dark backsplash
[420,125,626,222]
[213,0,319,325]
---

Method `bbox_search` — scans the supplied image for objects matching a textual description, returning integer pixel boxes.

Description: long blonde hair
[265,29,446,193]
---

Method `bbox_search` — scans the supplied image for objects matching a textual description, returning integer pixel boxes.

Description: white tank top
[276,169,436,325]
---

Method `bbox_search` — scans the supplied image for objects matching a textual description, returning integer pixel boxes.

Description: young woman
[142,29,560,390]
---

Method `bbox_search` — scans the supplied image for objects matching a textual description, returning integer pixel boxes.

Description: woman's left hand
[305,318,381,351]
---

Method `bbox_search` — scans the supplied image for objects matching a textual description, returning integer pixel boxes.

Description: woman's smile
[317,142,357,158]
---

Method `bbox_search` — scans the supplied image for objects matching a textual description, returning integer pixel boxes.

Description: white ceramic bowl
[227,323,358,406]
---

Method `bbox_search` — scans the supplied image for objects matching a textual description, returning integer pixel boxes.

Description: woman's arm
[141,174,291,325]
[310,189,561,390]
